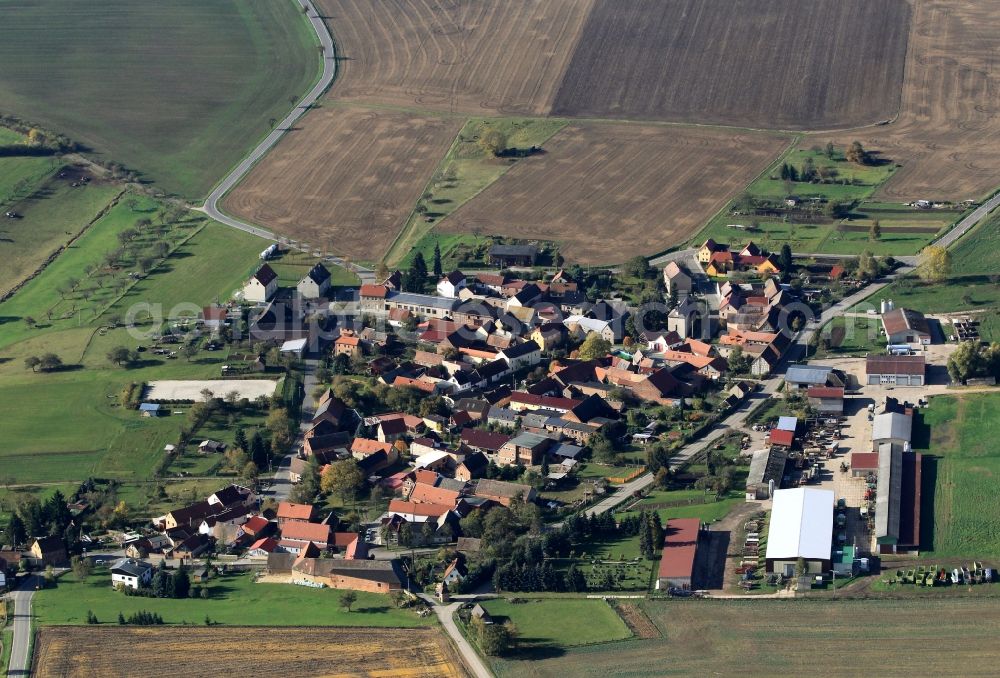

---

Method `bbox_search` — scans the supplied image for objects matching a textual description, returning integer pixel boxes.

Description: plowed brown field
[825,0,1000,200]
[551,0,911,130]
[316,0,593,116]
[438,124,789,263]
[223,106,463,260]
[34,626,466,678]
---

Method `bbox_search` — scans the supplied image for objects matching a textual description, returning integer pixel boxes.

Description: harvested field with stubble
[551,0,911,130]
[491,599,1000,677]
[827,0,1000,200]
[223,106,463,260]
[317,0,593,116]
[438,124,789,263]
[34,626,466,678]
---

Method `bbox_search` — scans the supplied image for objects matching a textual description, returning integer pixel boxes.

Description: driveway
[414,595,492,678]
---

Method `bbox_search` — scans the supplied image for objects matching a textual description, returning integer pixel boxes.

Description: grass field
[35,570,434,628]
[479,599,629,648]
[264,248,360,288]
[690,142,952,256]
[0,168,120,297]
[384,117,567,266]
[491,598,1000,676]
[224,105,463,261]
[439,123,788,264]
[919,393,1000,557]
[859,211,1000,339]
[813,316,885,359]
[34,625,462,677]
[552,0,910,130]
[0,184,278,492]
[825,0,1000,201]
[0,0,319,198]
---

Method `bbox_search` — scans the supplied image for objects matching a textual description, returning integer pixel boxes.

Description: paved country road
[934,191,1000,249]
[6,574,41,677]
[198,0,374,281]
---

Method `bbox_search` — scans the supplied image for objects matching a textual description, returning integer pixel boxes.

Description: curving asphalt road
[199,0,374,281]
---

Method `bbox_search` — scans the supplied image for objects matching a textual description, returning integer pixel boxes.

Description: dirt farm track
[33,626,467,678]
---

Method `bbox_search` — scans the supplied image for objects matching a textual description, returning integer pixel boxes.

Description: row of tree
[2,489,73,549]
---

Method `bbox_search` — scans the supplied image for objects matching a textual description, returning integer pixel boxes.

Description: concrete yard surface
[144,379,279,402]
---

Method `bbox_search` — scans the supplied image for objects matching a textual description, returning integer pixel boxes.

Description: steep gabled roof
[252,264,277,286]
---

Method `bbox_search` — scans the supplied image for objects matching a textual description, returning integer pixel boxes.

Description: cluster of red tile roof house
[697,240,783,278]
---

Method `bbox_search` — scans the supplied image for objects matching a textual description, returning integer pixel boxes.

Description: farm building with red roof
[655,518,702,590]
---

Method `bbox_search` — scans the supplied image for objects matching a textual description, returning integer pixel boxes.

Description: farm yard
[918,393,1000,558]
[0,0,319,198]
[316,0,592,116]
[489,598,1000,677]
[223,105,463,262]
[34,626,461,677]
[825,0,1000,201]
[438,124,789,264]
[551,0,911,130]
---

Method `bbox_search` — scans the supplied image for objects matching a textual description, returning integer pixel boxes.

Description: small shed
[280,338,308,358]
[139,403,162,417]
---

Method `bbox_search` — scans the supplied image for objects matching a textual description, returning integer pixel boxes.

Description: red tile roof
[276,502,315,521]
[658,518,701,580]
[387,499,452,518]
[866,355,926,376]
[807,386,845,399]
[769,429,795,447]
[460,429,512,452]
[248,537,277,553]
[393,376,436,393]
[351,438,393,457]
[409,482,462,506]
[509,392,581,411]
[360,284,389,298]
[280,521,331,543]
[851,452,879,470]
[241,516,270,536]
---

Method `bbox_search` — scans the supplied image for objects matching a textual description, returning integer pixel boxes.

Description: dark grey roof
[111,558,152,577]
[489,244,538,257]
[305,263,331,284]
[502,341,541,359]
[785,364,833,385]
